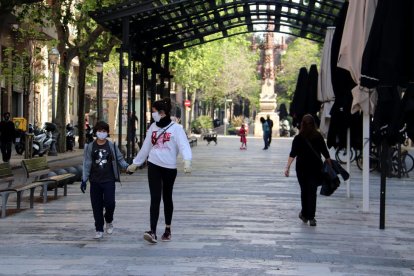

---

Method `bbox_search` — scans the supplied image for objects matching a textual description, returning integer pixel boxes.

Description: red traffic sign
[184,100,191,107]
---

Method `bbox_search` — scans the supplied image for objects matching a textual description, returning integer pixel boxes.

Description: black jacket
[320,160,349,196]
[0,120,16,143]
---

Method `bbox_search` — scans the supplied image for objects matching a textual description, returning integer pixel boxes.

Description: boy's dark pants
[90,181,116,232]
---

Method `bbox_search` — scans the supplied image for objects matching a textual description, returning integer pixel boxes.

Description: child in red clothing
[239,124,247,150]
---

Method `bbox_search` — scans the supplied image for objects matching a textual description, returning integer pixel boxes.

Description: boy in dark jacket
[81,121,129,239]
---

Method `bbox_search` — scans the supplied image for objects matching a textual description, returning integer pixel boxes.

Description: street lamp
[95,61,103,121]
[49,47,59,123]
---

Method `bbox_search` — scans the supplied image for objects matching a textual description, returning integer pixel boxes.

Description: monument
[254,24,285,137]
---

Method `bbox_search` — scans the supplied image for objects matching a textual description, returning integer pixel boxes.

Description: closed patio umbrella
[338,0,378,115]
[306,64,321,126]
[327,1,356,150]
[290,67,308,128]
[317,27,335,137]
[336,0,378,206]
[358,0,414,229]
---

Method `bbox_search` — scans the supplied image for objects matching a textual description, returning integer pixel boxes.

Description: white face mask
[96,131,108,140]
[152,112,161,122]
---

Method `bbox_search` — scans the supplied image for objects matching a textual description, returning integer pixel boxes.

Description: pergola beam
[90,0,344,72]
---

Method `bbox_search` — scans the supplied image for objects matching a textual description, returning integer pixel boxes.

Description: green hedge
[191,115,213,133]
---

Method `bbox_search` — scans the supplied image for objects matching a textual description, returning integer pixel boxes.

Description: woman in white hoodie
[127,98,192,244]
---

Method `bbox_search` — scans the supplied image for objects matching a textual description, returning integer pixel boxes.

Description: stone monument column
[255,25,280,137]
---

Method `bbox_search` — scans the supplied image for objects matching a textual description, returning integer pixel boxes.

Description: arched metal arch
[91,0,344,56]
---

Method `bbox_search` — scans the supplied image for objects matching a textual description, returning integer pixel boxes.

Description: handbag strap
[304,138,322,161]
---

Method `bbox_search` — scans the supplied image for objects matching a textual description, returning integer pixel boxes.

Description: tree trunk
[210,99,215,120]
[55,55,71,153]
[190,91,196,124]
[77,57,87,149]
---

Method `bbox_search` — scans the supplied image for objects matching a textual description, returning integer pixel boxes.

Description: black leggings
[147,162,177,233]
[298,178,318,220]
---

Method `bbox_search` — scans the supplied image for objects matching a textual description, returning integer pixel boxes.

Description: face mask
[152,112,161,122]
[96,131,108,140]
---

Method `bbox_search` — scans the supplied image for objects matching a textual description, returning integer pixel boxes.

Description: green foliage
[170,31,260,111]
[276,38,322,103]
[226,126,237,135]
[0,27,47,91]
[231,116,244,128]
[191,115,213,132]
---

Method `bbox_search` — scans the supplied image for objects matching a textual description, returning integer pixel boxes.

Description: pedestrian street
[0,136,413,276]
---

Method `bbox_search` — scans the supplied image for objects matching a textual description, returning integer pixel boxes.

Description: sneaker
[106,223,114,235]
[94,231,104,240]
[299,212,308,223]
[161,229,171,242]
[143,231,157,244]
[309,219,317,227]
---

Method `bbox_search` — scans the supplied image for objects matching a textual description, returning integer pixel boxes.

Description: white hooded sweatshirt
[132,122,192,169]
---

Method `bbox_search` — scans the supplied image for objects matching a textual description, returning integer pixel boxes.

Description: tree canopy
[276,38,321,105]
[170,31,260,108]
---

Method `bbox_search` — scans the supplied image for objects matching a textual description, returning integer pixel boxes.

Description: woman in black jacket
[284,114,331,226]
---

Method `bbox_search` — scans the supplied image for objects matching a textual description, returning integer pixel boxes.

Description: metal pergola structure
[90,0,345,161]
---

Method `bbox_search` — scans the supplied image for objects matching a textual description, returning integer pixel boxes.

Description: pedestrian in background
[127,111,138,143]
[266,114,274,146]
[238,124,247,150]
[284,114,331,226]
[81,121,130,239]
[260,117,270,150]
[0,112,16,163]
[127,98,192,244]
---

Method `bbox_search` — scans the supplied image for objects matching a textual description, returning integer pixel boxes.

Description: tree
[73,0,120,148]
[0,0,41,16]
[0,11,51,129]
[276,38,321,105]
[170,31,260,120]
[16,0,121,152]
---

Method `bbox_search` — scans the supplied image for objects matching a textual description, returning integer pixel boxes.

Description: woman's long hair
[299,114,319,139]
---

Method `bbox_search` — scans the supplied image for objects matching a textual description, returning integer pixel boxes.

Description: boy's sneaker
[94,231,104,240]
[309,219,317,226]
[143,231,157,244]
[106,223,114,235]
[161,229,171,242]
[299,212,308,223]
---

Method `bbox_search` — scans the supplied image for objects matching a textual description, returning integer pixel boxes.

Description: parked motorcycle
[32,122,57,156]
[14,124,35,155]
[66,124,76,151]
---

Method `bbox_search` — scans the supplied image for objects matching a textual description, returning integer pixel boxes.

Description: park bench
[21,156,76,200]
[0,163,54,218]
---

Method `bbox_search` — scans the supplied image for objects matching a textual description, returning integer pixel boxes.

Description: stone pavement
[0,136,413,276]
